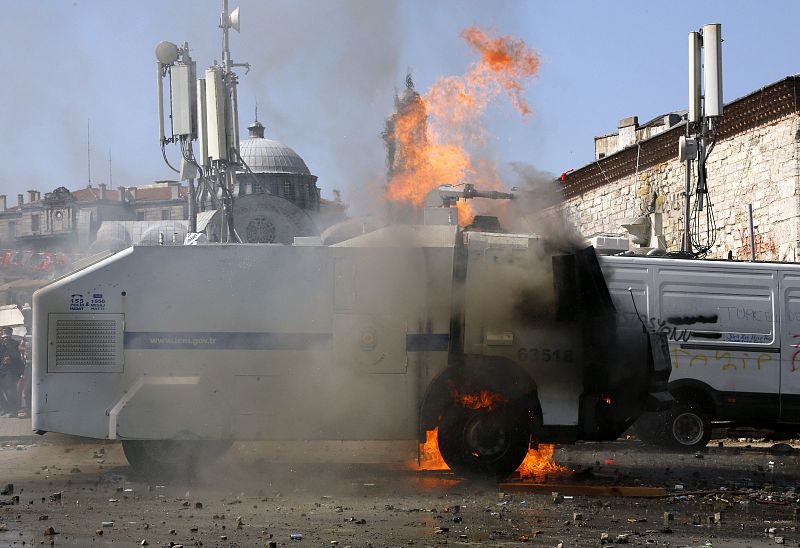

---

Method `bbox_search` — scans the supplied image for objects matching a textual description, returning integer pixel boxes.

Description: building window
[7,221,16,239]
[31,214,40,232]
[283,180,292,199]
[252,181,264,194]
[161,209,171,220]
[136,211,145,221]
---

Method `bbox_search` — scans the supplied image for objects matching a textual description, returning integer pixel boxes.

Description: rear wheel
[665,403,712,450]
[122,440,232,478]
[437,404,530,480]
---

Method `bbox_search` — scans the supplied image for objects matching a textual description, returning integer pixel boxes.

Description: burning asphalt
[0,434,797,547]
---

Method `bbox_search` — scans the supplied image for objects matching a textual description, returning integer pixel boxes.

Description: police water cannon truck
[32,215,672,478]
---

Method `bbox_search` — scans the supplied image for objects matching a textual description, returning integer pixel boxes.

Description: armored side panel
[33,225,457,442]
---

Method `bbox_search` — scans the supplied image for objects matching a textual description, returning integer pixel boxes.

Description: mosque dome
[239,120,312,176]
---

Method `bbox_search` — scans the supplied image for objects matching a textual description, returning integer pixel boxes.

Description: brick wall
[559,113,800,261]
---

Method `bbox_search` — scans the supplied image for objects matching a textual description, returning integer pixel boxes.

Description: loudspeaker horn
[229,7,240,33]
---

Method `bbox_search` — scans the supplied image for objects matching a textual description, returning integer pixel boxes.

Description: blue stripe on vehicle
[124,332,332,350]
[406,333,449,352]
[123,332,451,352]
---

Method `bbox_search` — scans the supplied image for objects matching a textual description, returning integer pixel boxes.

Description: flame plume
[384,27,539,224]
[516,444,567,479]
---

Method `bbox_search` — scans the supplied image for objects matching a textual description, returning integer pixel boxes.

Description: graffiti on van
[671,348,775,372]
[621,312,691,342]
[792,334,800,372]
[718,306,773,323]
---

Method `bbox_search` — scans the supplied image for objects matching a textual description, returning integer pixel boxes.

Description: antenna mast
[155,0,248,242]
[681,23,723,256]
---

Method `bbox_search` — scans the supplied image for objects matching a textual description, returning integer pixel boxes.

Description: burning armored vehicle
[31,215,671,478]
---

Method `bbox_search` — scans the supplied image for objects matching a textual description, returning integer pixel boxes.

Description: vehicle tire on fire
[436,403,531,479]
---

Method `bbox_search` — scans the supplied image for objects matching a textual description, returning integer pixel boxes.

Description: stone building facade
[559,76,800,261]
[0,181,187,252]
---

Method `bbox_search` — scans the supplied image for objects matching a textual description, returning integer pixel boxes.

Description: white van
[600,255,800,449]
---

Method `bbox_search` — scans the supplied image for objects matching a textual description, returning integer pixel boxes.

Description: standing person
[17,337,30,419]
[0,327,22,417]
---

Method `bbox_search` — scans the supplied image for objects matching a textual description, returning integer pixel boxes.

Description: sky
[0,0,797,214]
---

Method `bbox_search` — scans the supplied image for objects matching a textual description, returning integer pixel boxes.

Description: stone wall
[560,112,800,261]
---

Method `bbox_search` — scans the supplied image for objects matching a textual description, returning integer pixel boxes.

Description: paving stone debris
[0,437,795,545]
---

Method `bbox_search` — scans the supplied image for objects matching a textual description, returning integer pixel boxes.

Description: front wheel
[122,440,232,478]
[437,404,530,480]
[665,403,712,450]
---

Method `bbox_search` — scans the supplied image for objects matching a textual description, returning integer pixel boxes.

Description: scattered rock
[43,526,56,536]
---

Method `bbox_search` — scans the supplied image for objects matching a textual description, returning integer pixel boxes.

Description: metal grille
[48,314,124,372]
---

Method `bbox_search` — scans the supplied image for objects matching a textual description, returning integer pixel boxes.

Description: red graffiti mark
[737,228,778,259]
[791,334,800,372]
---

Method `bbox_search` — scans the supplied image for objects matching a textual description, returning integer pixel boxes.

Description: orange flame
[516,444,567,479]
[385,27,539,223]
[413,428,566,478]
[450,386,508,411]
[455,200,474,226]
[416,427,449,470]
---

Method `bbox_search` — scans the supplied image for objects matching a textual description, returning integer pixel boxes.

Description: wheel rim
[672,411,704,446]
[463,414,509,459]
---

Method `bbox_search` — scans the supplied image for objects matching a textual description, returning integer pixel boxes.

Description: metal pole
[188,178,197,233]
[683,125,692,253]
[222,0,231,73]
[748,203,756,261]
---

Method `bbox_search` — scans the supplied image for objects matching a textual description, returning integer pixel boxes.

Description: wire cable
[161,144,180,174]
[689,137,718,257]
